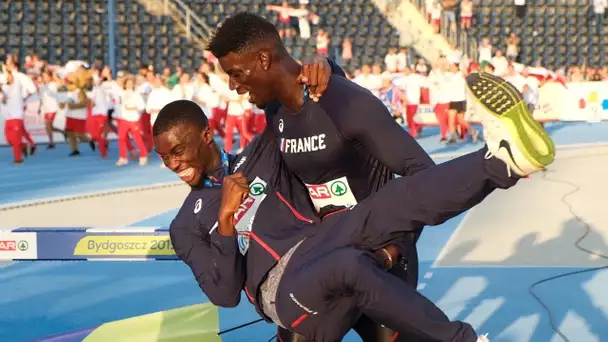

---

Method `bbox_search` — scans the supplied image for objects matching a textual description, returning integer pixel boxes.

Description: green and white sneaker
[466,72,555,176]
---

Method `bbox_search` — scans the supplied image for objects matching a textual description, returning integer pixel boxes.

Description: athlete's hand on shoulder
[219,172,250,222]
[297,57,331,102]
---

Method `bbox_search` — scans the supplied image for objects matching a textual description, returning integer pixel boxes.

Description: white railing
[163,0,213,39]
[410,0,476,60]
[139,0,213,48]
[372,0,450,63]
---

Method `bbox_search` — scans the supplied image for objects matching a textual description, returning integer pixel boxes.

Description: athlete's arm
[298,58,346,100]
[323,79,435,176]
[264,58,345,122]
[170,218,245,308]
[218,173,251,233]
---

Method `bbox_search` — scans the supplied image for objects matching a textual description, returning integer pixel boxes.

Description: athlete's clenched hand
[297,57,331,102]
[218,173,250,225]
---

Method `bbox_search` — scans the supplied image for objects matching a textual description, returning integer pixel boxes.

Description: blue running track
[1,122,607,342]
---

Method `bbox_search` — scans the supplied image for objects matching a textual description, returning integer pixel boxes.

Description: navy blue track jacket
[170,130,318,317]
[170,58,345,314]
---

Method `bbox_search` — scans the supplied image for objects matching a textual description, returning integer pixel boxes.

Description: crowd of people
[2,0,605,166]
[160,12,556,342]
[420,0,608,80]
[349,50,566,144]
[0,45,591,166]
[0,54,271,166]
[0,7,569,342]
[423,0,607,36]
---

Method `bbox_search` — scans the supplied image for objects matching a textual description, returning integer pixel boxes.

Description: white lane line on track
[0,163,134,179]
[431,208,476,269]
[0,170,177,190]
[0,181,184,212]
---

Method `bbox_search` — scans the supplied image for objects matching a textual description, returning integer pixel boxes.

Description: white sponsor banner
[0,231,38,259]
[534,82,565,122]
[410,81,608,127]
[550,81,608,122]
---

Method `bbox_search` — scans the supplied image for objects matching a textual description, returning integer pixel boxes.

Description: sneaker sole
[466,72,555,168]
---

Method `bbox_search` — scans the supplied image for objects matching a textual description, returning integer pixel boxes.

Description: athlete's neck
[275,57,305,113]
[204,144,223,179]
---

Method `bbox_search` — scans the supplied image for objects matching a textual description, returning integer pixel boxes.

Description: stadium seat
[10,0,414,74]
[179,0,411,73]
[465,0,604,69]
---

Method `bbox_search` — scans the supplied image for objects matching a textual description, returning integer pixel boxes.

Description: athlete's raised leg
[328,72,556,249]
[276,247,479,342]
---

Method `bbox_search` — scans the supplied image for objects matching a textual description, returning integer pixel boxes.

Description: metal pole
[187,9,191,39]
[107,0,116,78]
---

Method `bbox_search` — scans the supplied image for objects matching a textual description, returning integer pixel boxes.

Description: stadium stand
[466,0,606,68]
[1,0,204,72]
[113,1,205,72]
[183,0,402,71]
[1,0,406,74]
[178,0,405,72]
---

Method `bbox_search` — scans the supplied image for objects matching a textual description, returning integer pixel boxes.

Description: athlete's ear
[258,51,271,71]
[201,125,213,145]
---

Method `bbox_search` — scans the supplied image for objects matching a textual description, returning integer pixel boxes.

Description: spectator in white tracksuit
[1,72,36,164]
[39,70,63,148]
[115,76,148,166]
[146,76,176,126]
[89,79,112,158]
[192,72,225,138]
[146,76,177,168]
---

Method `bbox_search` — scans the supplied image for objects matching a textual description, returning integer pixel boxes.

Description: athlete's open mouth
[177,167,195,182]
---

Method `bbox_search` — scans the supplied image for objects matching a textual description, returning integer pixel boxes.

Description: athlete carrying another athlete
[209,13,435,341]
[155,64,554,341]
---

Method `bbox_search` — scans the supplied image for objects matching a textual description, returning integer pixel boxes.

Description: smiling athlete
[155,70,555,341]
[210,13,434,341]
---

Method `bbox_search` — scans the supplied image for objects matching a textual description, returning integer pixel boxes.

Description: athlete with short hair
[208,12,434,341]
[155,69,555,340]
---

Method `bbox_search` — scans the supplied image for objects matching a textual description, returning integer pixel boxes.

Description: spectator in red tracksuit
[89,78,111,158]
[137,71,155,152]
[1,72,36,165]
[146,76,177,127]
[39,70,64,149]
[209,72,230,133]
[251,103,267,134]
[192,72,225,138]
[395,67,424,137]
[115,76,148,166]
[224,92,254,152]
[429,63,451,143]
[241,99,258,138]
